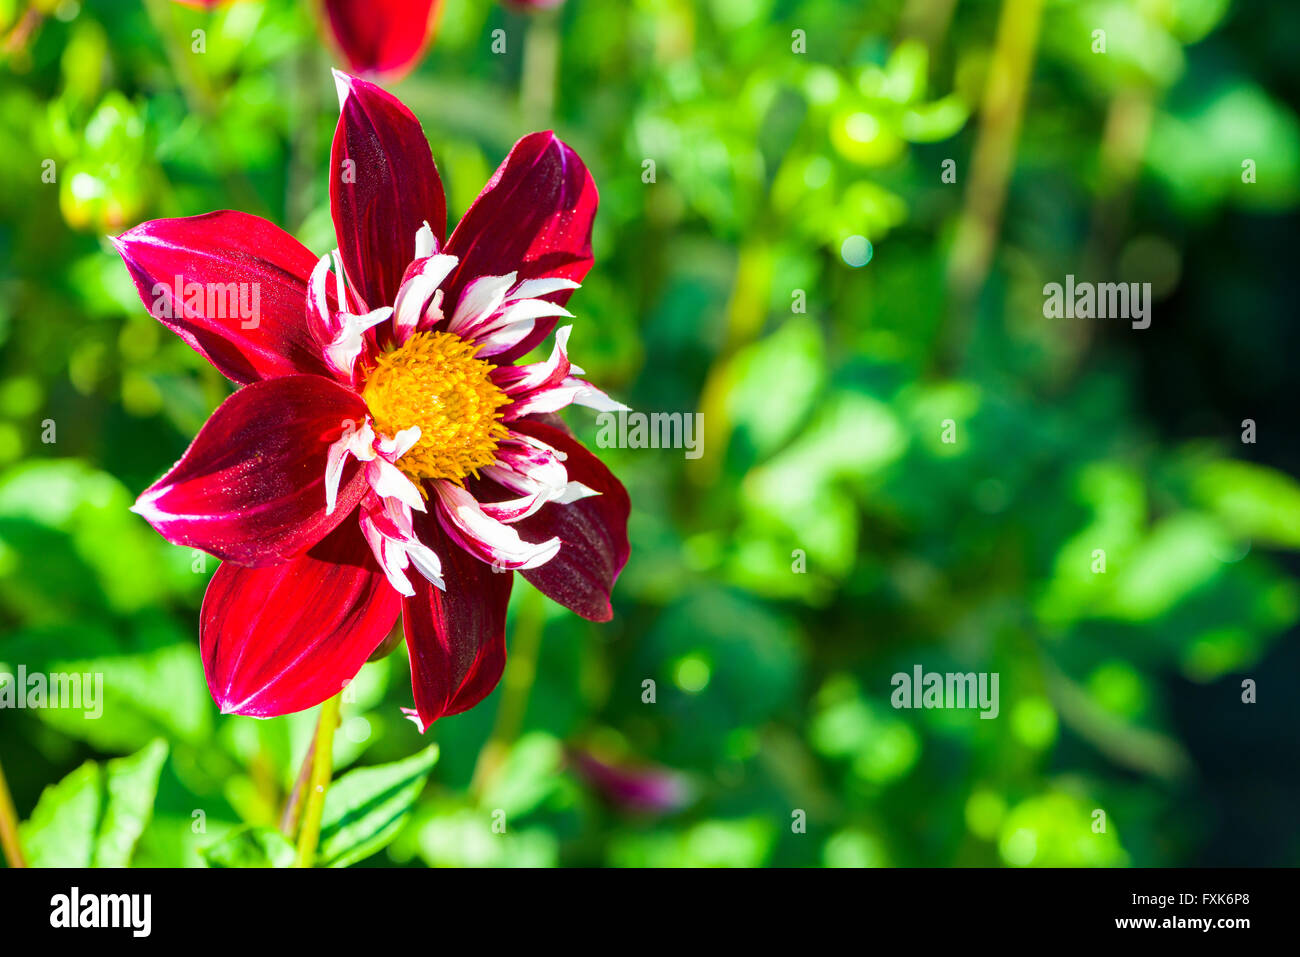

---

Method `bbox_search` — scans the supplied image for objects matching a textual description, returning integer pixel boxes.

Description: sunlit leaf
[317,744,440,868]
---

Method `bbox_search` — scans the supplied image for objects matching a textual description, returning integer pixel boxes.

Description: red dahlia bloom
[320,0,441,79]
[176,1,440,79]
[113,71,629,731]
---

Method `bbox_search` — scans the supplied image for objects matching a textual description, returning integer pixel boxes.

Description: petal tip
[332,68,355,110]
[401,707,432,733]
[130,485,168,524]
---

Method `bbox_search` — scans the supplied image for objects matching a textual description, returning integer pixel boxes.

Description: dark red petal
[401,511,512,730]
[443,132,597,362]
[201,518,401,717]
[322,0,440,80]
[331,71,447,312]
[509,419,629,621]
[133,375,370,565]
[112,211,331,384]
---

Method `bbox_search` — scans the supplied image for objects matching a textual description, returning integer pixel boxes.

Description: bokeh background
[1,0,1298,867]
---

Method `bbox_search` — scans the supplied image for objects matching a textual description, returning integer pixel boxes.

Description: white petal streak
[506,375,628,421]
[511,277,580,300]
[448,273,515,334]
[561,377,629,413]
[481,431,603,522]
[324,418,376,515]
[358,494,445,596]
[377,426,421,461]
[414,221,436,260]
[556,481,600,504]
[393,253,458,344]
[306,254,333,347]
[332,68,352,111]
[324,306,391,379]
[502,324,575,395]
[433,481,560,569]
[366,458,426,513]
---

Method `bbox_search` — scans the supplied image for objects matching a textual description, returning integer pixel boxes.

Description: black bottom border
[0,866,1282,941]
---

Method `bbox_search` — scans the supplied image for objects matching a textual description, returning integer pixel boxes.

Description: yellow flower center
[361,331,510,485]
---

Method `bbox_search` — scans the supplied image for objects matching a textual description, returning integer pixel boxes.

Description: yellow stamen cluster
[361,331,510,485]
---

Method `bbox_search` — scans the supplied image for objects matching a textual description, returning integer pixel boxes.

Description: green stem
[520,7,560,128]
[1040,658,1190,781]
[471,586,545,796]
[898,0,958,51]
[279,734,316,838]
[1,7,43,57]
[940,0,1044,368]
[687,238,772,488]
[1084,85,1155,272]
[293,694,342,868]
[0,751,26,868]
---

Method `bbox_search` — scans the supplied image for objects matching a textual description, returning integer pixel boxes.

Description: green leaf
[93,739,169,868]
[727,316,826,459]
[479,733,564,820]
[201,827,296,869]
[1107,514,1229,620]
[0,460,200,616]
[1190,459,1300,548]
[20,762,101,868]
[1,619,213,752]
[317,744,439,868]
[20,740,169,867]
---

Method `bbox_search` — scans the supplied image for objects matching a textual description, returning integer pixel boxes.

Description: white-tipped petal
[377,425,422,461]
[511,277,580,300]
[392,253,458,343]
[433,481,560,569]
[324,419,375,515]
[470,299,573,356]
[329,247,351,312]
[324,306,392,377]
[448,272,516,334]
[405,538,446,591]
[367,458,426,513]
[307,254,334,346]
[563,378,630,413]
[414,221,436,260]
[556,481,600,504]
[332,69,352,111]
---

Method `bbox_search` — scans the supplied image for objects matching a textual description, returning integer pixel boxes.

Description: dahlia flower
[113,71,629,730]
[567,748,692,816]
[177,1,440,79]
[319,0,440,78]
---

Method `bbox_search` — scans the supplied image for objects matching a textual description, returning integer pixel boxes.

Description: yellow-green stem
[687,240,772,487]
[0,752,26,868]
[898,0,959,51]
[293,693,342,868]
[520,7,560,128]
[941,0,1043,366]
[471,586,546,796]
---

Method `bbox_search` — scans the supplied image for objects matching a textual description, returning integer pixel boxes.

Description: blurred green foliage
[1,0,1299,867]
